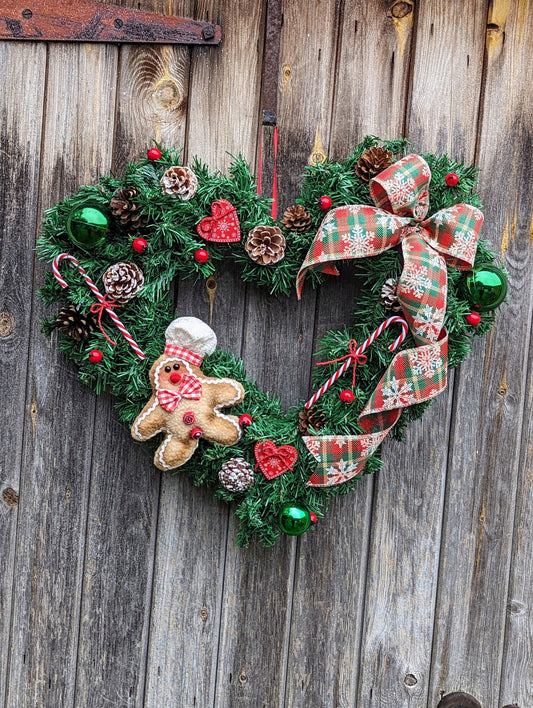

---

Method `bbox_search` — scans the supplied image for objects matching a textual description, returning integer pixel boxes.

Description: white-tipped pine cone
[160,166,198,201]
[218,457,255,492]
[245,225,286,265]
[102,262,144,304]
[380,277,402,312]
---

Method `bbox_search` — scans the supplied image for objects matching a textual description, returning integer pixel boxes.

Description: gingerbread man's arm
[131,397,167,441]
[205,378,245,408]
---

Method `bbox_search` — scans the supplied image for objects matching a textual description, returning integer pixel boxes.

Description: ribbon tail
[306,333,448,487]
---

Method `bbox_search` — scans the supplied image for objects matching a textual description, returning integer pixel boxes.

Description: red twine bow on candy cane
[89,294,121,346]
[316,339,367,391]
[52,253,145,360]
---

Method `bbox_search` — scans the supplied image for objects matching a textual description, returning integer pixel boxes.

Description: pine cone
[160,166,198,201]
[298,406,326,434]
[110,187,148,231]
[381,277,402,312]
[218,457,255,492]
[245,226,286,265]
[355,146,393,183]
[102,262,144,304]
[281,205,313,234]
[55,304,96,341]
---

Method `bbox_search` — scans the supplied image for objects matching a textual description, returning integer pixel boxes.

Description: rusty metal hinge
[0,0,221,45]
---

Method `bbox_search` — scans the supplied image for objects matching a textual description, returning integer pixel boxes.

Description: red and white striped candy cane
[52,253,146,360]
[305,316,409,409]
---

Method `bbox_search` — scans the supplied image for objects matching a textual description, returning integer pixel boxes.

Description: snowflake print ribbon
[297,154,483,487]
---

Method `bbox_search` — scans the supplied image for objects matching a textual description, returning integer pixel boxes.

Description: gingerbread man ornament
[131,317,245,470]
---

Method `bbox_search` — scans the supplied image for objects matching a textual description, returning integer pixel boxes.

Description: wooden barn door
[1,1,532,707]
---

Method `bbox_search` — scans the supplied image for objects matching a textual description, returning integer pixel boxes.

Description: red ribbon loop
[89,295,121,346]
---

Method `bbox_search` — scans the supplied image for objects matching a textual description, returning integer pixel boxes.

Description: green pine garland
[37,136,500,547]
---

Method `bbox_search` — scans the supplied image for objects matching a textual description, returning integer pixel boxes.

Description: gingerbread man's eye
[164,366,171,372]
[173,363,180,370]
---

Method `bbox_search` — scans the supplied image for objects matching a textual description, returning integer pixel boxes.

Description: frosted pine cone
[355,146,393,183]
[160,166,198,201]
[102,262,144,304]
[245,225,286,265]
[218,457,255,492]
[380,277,402,312]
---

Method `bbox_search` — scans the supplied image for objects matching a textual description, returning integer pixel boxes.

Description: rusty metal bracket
[0,0,221,44]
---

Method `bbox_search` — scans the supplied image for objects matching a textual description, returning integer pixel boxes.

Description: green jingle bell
[66,202,110,248]
[463,264,507,312]
[278,504,311,536]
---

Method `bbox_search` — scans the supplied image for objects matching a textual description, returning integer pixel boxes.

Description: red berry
[239,414,253,427]
[194,248,209,264]
[318,195,332,210]
[132,237,148,253]
[340,389,355,403]
[466,312,481,326]
[445,172,459,187]
[310,512,318,524]
[88,349,103,363]
[147,147,162,161]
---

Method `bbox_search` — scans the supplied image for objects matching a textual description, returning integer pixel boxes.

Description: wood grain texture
[429,1,533,705]
[406,0,488,157]
[5,42,118,708]
[0,41,46,708]
[329,0,414,152]
[285,2,414,704]
[357,2,488,705]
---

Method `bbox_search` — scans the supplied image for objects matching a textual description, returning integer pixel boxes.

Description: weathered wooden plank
[357,2,488,706]
[5,42,118,708]
[284,2,415,706]
[429,1,533,705]
[0,41,46,708]
[143,1,267,706]
[114,41,190,173]
[73,3,193,706]
[500,343,533,708]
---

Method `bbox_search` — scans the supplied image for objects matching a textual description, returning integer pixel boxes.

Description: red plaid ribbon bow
[157,375,202,412]
[297,154,484,487]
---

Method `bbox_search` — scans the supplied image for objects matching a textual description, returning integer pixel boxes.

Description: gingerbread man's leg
[154,433,198,471]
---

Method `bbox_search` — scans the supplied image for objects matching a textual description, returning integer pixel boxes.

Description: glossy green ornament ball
[66,203,110,248]
[278,504,311,535]
[463,264,507,311]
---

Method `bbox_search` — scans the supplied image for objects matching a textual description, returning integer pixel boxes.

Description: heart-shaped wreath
[37,136,506,546]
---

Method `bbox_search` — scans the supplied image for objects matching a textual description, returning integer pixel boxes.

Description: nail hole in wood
[238,670,247,685]
[487,23,501,32]
[0,312,14,336]
[437,691,482,708]
[2,487,19,506]
[200,607,208,621]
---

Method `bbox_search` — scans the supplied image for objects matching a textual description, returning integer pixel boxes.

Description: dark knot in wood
[2,487,19,506]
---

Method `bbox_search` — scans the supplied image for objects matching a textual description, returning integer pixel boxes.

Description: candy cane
[52,253,146,360]
[305,316,409,409]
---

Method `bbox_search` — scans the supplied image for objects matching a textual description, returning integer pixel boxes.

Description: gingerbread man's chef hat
[164,316,217,367]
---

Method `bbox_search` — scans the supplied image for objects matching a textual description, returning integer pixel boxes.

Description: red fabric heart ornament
[196,199,241,243]
[254,440,298,480]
